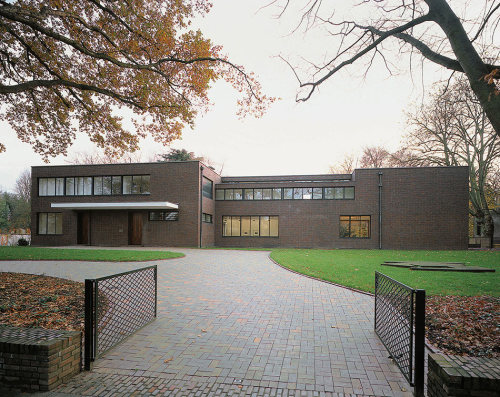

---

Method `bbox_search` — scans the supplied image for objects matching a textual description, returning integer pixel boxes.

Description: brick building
[31,162,469,250]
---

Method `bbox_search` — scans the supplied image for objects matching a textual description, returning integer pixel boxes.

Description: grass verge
[0,247,184,262]
[270,249,499,296]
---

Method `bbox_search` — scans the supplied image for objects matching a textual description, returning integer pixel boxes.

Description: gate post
[84,279,94,371]
[414,289,426,397]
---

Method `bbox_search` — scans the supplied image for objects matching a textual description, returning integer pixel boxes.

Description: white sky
[0,0,476,191]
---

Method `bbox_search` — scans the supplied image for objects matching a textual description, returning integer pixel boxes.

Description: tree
[68,150,144,165]
[329,154,357,174]
[0,0,273,160]
[157,148,200,162]
[275,0,500,137]
[359,146,390,168]
[14,169,31,203]
[404,78,500,243]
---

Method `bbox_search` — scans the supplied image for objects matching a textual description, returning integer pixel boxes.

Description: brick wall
[0,327,81,392]
[427,353,500,397]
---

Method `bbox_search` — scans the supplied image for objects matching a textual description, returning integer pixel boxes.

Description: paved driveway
[1,249,412,396]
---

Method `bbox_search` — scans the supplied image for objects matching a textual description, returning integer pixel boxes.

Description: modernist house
[31,162,469,250]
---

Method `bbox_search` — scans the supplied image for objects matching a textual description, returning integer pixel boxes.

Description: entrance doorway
[128,212,143,245]
[77,212,90,245]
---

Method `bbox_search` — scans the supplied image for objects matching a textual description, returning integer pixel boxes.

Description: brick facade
[31,163,468,249]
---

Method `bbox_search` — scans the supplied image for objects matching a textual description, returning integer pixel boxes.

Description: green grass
[270,249,500,296]
[0,247,184,262]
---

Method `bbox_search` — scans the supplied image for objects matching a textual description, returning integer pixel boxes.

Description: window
[263,188,272,200]
[112,176,122,195]
[273,188,282,200]
[38,178,59,196]
[293,188,302,199]
[283,188,293,200]
[75,177,92,195]
[244,189,254,200]
[149,211,179,221]
[94,176,103,195]
[344,187,355,199]
[66,178,75,196]
[339,215,370,238]
[202,213,213,223]
[202,177,213,199]
[303,187,312,200]
[222,216,279,237]
[324,188,334,199]
[225,189,234,200]
[253,188,263,200]
[234,189,243,200]
[313,188,323,200]
[216,189,225,200]
[38,213,62,235]
[55,178,64,196]
[123,175,150,194]
[324,187,355,200]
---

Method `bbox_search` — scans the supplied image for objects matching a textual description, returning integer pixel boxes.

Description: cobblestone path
[1,249,412,396]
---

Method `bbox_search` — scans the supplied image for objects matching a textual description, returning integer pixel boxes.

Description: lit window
[222,216,278,237]
[340,215,370,238]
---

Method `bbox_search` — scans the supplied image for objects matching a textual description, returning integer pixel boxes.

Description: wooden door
[77,212,90,245]
[128,212,142,245]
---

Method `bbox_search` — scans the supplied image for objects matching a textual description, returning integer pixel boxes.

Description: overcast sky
[0,0,469,191]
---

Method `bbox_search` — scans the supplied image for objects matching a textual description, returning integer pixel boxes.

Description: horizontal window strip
[222,215,278,237]
[38,175,150,197]
[215,187,354,201]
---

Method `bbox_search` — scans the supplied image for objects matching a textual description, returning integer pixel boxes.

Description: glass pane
[149,211,160,221]
[47,213,56,234]
[132,175,141,194]
[244,189,254,200]
[83,177,92,195]
[270,216,279,236]
[283,188,293,199]
[225,189,234,200]
[231,217,241,236]
[65,178,75,196]
[262,189,272,200]
[303,187,312,199]
[251,216,260,236]
[165,211,178,221]
[260,216,270,236]
[344,187,355,199]
[141,175,150,194]
[254,189,262,200]
[202,177,213,199]
[241,216,251,236]
[313,187,322,199]
[123,176,132,194]
[38,213,47,234]
[55,214,63,234]
[39,178,47,196]
[112,176,122,194]
[216,189,225,200]
[273,188,282,200]
[339,218,350,237]
[293,188,302,199]
[103,177,112,195]
[334,187,343,199]
[324,188,334,199]
[350,220,361,237]
[360,219,370,237]
[234,189,243,200]
[47,178,56,196]
[76,177,84,195]
[223,216,231,236]
[94,177,103,195]
[56,178,65,196]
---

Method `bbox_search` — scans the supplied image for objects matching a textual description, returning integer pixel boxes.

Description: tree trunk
[426,0,500,138]
[483,212,494,247]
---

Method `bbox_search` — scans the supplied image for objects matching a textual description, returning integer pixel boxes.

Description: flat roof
[50,201,178,210]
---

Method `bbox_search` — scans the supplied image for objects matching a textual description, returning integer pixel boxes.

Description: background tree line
[0,170,31,232]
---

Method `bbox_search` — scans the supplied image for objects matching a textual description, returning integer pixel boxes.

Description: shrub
[17,238,29,246]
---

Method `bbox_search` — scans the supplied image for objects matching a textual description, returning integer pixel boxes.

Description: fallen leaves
[426,295,499,357]
[0,272,84,331]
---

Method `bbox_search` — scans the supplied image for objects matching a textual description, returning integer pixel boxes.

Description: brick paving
[1,249,413,396]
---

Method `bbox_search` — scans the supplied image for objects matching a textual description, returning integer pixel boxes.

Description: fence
[374,272,425,397]
[84,265,157,370]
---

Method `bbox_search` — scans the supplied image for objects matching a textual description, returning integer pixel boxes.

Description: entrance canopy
[51,201,179,210]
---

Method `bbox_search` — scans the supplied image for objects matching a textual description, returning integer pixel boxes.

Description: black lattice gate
[374,272,425,397]
[84,265,157,370]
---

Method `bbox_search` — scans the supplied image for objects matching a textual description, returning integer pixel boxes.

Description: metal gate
[84,265,157,370]
[374,272,425,397]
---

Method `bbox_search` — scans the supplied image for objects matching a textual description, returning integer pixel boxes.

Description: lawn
[0,247,184,262]
[270,249,500,296]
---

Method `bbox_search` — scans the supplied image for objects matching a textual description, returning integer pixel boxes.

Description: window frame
[222,215,279,237]
[339,215,371,239]
[38,212,63,235]
[148,210,179,221]
[202,177,213,199]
